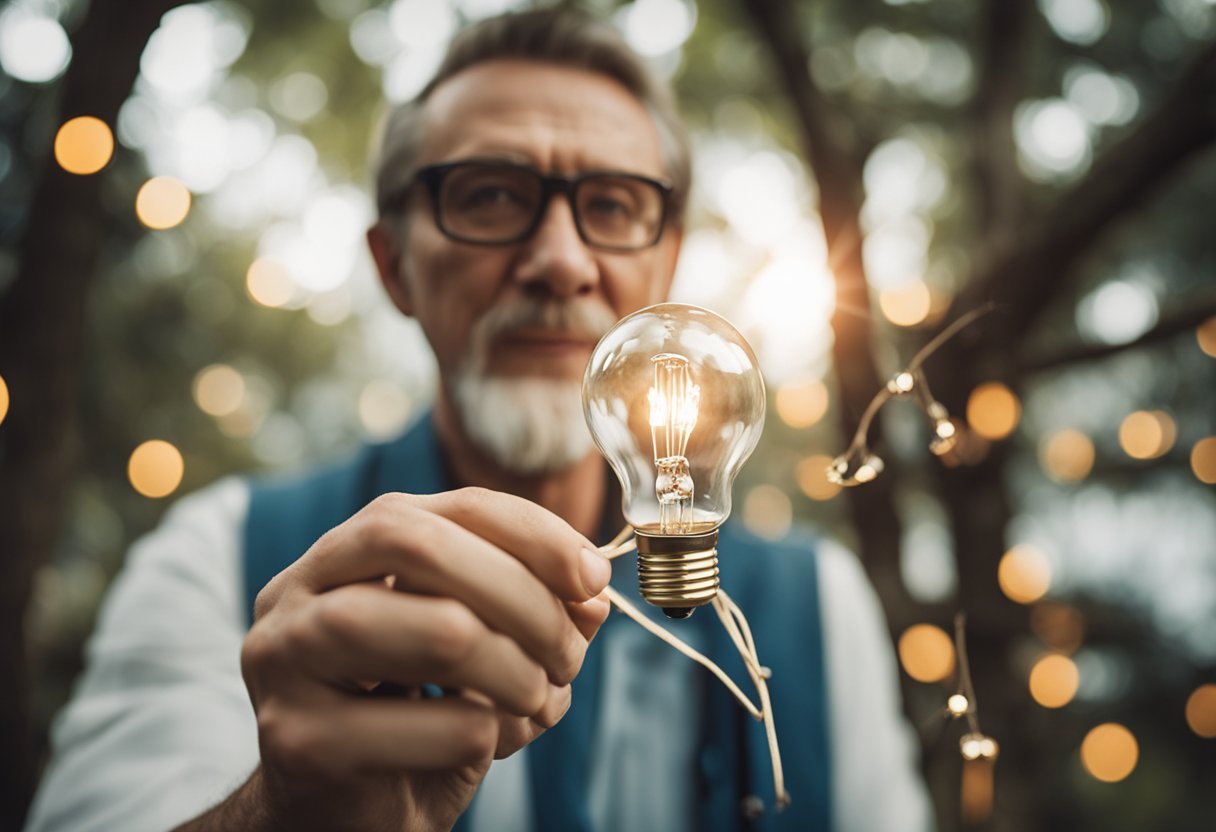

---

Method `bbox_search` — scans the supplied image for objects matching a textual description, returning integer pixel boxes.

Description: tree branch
[952,38,1216,341]
[1021,296,1216,372]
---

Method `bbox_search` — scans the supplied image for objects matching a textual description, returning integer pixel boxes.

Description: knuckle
[356,513,405,554]
[456,708,499,763]
[522,664,550,716]
[257,707,327,777]
[310,593,366,646]
[550,626,586,685]
[425,600,481,669]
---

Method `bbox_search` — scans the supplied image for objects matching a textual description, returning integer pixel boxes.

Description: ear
[367,221,415,317]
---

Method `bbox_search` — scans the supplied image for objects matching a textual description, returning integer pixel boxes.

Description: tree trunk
[739,0,910,617]
[0,0,191,825]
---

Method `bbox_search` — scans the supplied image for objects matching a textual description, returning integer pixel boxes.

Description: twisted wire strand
[597,528,789,808]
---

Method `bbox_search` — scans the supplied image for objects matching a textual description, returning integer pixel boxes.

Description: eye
[456,184,526,211]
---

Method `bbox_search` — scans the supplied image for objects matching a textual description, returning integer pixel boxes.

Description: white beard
[450,298,618,475]
[453,373,594,475]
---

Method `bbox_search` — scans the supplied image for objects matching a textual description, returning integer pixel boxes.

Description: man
[26,10,931,832]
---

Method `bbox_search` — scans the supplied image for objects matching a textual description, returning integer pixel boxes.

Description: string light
[1039,428,1094,482]
[127,440,184,498]
[1185,684,1216,738]
[898,623,956,683]
[1190,437,1216,484]
[795,454,842,501]
[193,364,245,417]
[966,382,1021,441]
[947,694,969,716]
[1030,602,1085,654]
[246,258,295,308]
[998,544,1051,604]
[775,377,829,428]
[0,372,9,426]
[1118,410,1176,460]
[1028,653,1079,709]
[1197,316,1216,358]
[827,305,994,486]
[879,280,932,327]
[54,116,114,175]
[136,176,191,230]
[1080,723,1138,783]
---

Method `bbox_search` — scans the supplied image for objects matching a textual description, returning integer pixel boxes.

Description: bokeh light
[1191,437,1216,485]
[1029,653,1080,708]
[898,623,955,683]
[0,7,71,82]
[1118,410,1176,460]
[136,176,192,230]
[742,484,793,541]
[193,364,246,417]
[966,382,1021,441]
[1039,0,1110,46]
[1030,602,1086,654]
[878,280,931,327]
[616,0,697,57]
[358,379,412,439]
[1076,279,1158,345]
[54,117,115,175]
[998,544,1052,604]
[1185,684,1216,738]
[1040,428,1094,482]
[796,454,842,501]
[775,378,829,429]
[1198,316,1216,358]
[1080,723,1139,783]
[127,440,185,498]
[0,373,9,426]
[246,258,295,308]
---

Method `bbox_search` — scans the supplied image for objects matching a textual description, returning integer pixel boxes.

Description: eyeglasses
[395,160,673,252]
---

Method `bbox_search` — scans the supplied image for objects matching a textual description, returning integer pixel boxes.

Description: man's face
[376,59,681,387]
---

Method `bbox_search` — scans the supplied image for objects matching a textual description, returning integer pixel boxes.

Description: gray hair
[372,8,692,227]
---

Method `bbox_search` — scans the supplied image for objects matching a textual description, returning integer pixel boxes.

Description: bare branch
[953,38,1216,340]
[1022,296,1216,372]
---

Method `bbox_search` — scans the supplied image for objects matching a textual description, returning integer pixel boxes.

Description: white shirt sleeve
[817,540,935,832]
[25,477,260,832]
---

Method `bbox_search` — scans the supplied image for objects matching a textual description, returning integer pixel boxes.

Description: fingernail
[579,547,612,595]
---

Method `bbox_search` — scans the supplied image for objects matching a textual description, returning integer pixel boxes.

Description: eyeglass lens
[438,164,664,249]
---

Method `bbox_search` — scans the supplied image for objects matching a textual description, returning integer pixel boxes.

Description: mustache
[473,299,620,348]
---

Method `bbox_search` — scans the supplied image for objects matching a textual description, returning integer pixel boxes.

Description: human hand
[238,488,613,832]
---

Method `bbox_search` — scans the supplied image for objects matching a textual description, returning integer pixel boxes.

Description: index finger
[414,487,611,603]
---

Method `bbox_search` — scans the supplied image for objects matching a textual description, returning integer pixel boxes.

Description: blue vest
[243,415,832,831]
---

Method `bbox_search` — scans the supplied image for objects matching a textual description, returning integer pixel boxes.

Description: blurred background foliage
[1,0,1215,829]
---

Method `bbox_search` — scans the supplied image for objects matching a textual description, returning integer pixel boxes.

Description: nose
[512,194,599,298]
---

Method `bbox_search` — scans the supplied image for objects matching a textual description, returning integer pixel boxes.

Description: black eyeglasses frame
[388,160,674,253]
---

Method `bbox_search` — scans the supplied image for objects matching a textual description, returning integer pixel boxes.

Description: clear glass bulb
[583,303,766,617]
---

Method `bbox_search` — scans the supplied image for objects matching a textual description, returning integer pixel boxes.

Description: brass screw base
[635,528,719,619]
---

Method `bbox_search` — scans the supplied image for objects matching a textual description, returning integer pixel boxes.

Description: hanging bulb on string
[826,445,885,486]
[583,303,766,619]
[960,732,1000,761]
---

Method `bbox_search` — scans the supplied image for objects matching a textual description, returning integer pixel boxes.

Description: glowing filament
[648,353,700,533]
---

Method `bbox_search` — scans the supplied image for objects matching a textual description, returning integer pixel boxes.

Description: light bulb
[826,446,885,486]
[583,303,766,618]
